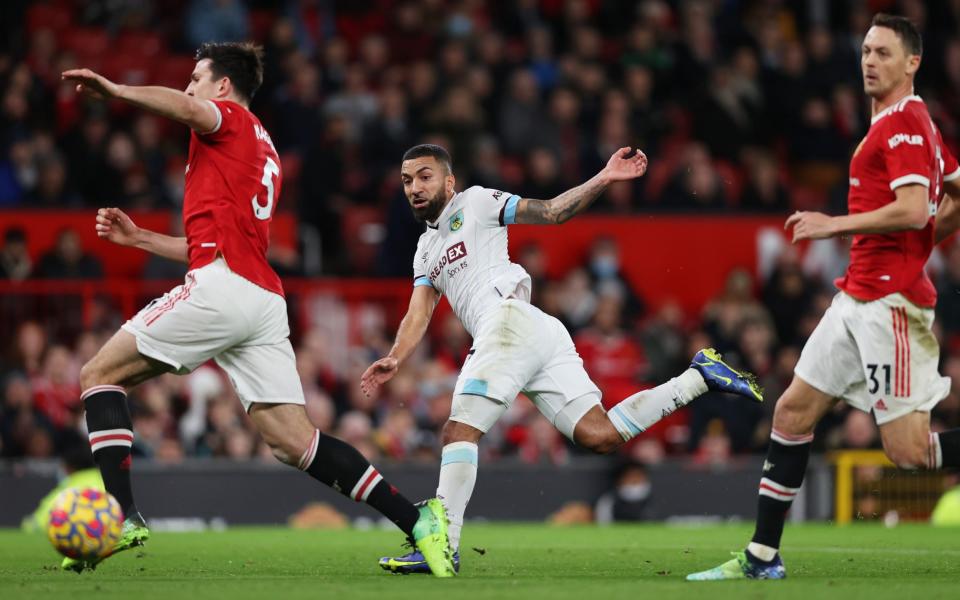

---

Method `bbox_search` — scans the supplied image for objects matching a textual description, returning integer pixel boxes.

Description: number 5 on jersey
[253,156,280,220]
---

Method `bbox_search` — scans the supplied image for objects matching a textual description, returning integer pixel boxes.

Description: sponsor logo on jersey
[875,399,888,411]
[849,177,860,187]
[450,209,464,231]
[492,190,504,201]
[446,241,467,261]
[887,133,923,149]
[429,242,468,282]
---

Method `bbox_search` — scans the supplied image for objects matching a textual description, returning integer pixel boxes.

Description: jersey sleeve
[472,186,521,228]
[883,111,935,190]
[941,136,960,184]
[412,237,434,289]
[197,99,243,143]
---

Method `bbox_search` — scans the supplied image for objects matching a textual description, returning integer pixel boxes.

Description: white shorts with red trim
[122,257,304,412]
[794,291,950,425]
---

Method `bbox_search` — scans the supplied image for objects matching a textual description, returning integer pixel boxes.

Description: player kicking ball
[60,43,455,576]
[687,14,960,581]
[361,143,764,574]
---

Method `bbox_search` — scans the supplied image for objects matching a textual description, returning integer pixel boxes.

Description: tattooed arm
[514,147,648,225]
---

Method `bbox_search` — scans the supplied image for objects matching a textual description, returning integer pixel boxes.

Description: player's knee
[441,420,484,446]
[574,421,620,454]
[256,427,298,466]
[884,443,928,470]
[79,360,103,392]
[264,437,298,466]
[771,396,816,436]
[581,431,620,455]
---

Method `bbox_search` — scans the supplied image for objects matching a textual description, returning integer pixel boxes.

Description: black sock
[751,429,812,550]
[299,429,420,535]
[84,386,139,520]
[933,430,960,468]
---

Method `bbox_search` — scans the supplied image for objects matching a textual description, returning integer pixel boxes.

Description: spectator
[0,227,31,281]
[34,228,104,279]
[594,460,653,523]
[186,0,249,49]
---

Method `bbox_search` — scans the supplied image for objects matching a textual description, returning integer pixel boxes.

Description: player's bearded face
[402,159,450,222]
[409,186,446,222]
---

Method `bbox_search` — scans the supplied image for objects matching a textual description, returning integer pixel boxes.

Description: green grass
[1,524,958,599]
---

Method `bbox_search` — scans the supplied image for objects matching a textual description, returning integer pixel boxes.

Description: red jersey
[836,95,960,307]
[184,99,284,296]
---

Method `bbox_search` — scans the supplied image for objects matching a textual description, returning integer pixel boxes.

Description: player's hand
[95,207,141,247]
[62,69,121,100]
[601,147,649,182]
[785,210,836,242]
[360,357,399,397]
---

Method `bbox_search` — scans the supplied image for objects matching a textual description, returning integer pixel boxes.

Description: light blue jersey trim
[503,194,520,225]
[608,404,644,438]
[441,448,479,466]
[461,378,489,396]
[413,276,432,288]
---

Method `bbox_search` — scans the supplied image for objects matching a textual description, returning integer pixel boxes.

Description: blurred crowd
[3,232,960,466]
[1,0,959,274]
[2,1,960,466]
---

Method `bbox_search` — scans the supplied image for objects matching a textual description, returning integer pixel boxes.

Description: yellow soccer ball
[46,487,123,560]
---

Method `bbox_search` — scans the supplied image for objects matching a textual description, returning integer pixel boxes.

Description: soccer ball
[47,487,123,560]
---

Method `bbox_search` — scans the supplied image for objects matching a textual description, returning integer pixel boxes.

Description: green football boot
[62,514,150,573]
[686,551,786,581]
[408,498,456,577]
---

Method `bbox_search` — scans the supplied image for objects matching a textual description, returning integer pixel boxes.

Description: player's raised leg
[249,402,455,577]
[686,376,834,581]
[63,329,167,572]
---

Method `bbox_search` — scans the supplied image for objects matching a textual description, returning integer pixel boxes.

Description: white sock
[606,369,707,441]
[436,441,478,552]
[747,542,779,562]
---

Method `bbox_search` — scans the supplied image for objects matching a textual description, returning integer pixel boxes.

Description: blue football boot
[691,348,763,402]
[686,550,786,581]
[380,546,461,575]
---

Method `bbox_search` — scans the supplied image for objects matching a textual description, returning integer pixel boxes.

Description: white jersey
[413,186,531,337]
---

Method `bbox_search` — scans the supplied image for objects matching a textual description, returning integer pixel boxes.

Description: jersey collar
[426,191,460,230]
[871,93,923,125]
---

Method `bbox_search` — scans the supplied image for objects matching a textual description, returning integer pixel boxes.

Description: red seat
[114,31,166,57]
[153,56,198,90]
[60,27,111,57]
[101,54,153,86]
[27,3,73,34]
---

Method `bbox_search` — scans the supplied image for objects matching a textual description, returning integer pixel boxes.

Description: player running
[687,14,960,581]
[60,43,455,577]
[362,143,764,574]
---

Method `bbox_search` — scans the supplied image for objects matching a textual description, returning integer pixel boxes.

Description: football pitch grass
[1,523,957,599]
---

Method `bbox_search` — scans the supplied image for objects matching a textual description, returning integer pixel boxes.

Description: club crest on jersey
[449,209,464,231]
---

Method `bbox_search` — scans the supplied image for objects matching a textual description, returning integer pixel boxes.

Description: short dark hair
[194,42,265,102]
[402,144,453,174]
[871,13,922,56]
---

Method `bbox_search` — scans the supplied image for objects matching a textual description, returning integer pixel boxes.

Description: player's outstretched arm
[513,146,648,225]
[96,207,188,263]
[786,184,929,243]
[935,180,960,244]
[360,285,441,397]
[62,69,219,133]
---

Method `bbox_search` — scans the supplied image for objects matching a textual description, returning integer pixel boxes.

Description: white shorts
[450,299,601,439]
[122,257,305,412]
[795,291,950,425]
